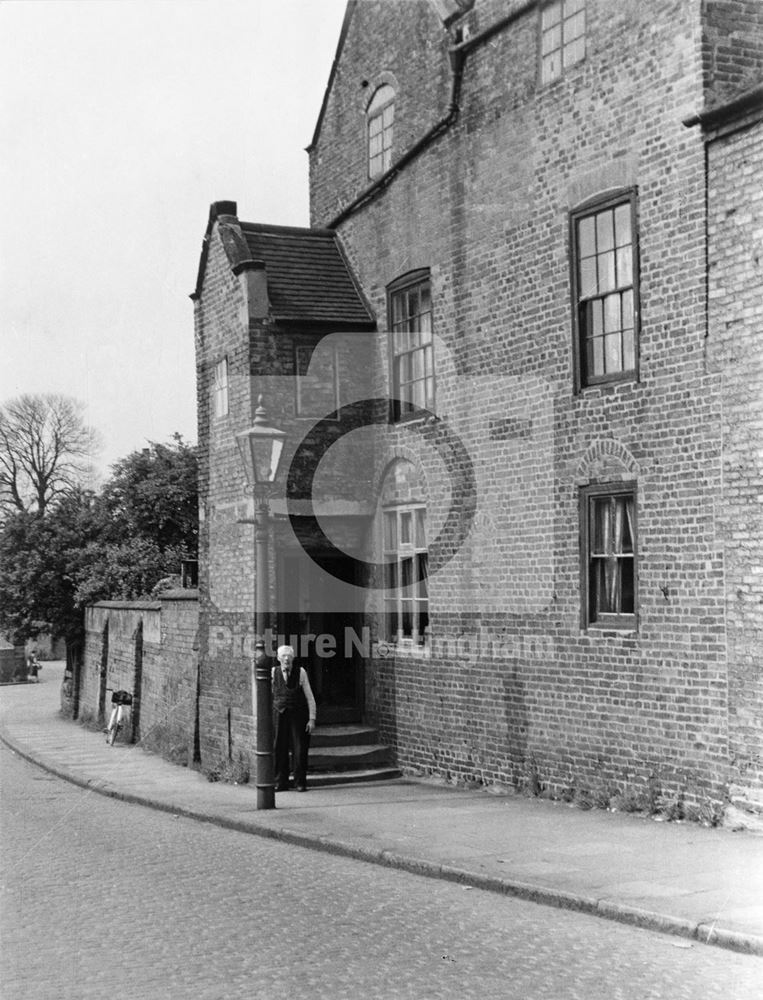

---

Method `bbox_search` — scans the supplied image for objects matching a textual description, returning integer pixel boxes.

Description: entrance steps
[309,723,400,787]
[725,783,763,834]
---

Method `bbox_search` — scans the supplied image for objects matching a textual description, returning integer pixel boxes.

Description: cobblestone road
[1,744,759,1000]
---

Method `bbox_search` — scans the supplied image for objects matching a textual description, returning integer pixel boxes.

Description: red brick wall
[702,0,763,105]
[706,111,763,790]
[80,595,198,764]
[307,0,745,808]
[194,215,257,774]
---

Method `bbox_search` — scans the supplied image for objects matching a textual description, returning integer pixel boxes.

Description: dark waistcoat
[272,665,307,715]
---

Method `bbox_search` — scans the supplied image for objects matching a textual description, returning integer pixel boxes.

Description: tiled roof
[240,223,375,328]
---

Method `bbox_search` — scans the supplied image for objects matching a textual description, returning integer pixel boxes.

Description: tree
[0,393,99,518]
[0,434,198,653]
[100,434,197,556]
[0,490,100,647]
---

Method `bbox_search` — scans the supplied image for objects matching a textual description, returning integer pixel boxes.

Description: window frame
[579,481,638,632]
[387,269,436,424]
[382,503,429,647]
[213,356,229,418]
[367,84,395,180]
[539,0,586,86]
[570,189,640,393]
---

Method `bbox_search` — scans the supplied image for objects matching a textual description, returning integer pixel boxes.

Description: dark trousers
[273,708,310,788]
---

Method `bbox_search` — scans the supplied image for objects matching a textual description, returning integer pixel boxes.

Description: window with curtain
[367,84,395,178]
[581,484,637,629]
[571,190,639,389]
[383,504,429,645]
[388,270,435,421]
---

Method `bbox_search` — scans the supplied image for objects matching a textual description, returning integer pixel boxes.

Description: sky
[0,0,348,475]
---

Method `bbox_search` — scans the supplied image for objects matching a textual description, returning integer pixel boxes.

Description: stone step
[307,766,402,788]
[312,724,380,748]
[310,742,392,772]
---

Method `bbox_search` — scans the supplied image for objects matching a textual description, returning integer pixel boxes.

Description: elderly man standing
[271,644,316,792]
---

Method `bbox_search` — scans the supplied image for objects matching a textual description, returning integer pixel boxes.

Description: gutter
[682,82,763,132]
[328,0,537,229]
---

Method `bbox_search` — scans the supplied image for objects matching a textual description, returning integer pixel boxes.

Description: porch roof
[240,222,376,329]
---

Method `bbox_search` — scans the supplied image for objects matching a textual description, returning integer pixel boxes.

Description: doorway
[278,554,365,724]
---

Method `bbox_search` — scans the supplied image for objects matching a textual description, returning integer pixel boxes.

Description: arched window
[380,460,429,646]
[367,84,395,178]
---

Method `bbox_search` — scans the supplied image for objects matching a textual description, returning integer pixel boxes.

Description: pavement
[2,662,762,957]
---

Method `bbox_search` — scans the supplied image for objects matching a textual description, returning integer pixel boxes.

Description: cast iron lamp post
[236,396,287,810]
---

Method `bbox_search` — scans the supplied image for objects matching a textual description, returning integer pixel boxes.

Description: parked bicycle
[106,690,133,745]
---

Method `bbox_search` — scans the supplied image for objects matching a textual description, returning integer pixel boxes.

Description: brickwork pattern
[79,597,198,763]
[308,0,742,806]
[706,114,763,788]
[194,1,762,806]
[702,0,763,106]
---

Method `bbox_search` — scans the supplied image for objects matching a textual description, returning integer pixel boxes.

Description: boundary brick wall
[306,0,743,808]
[79,594,198,764]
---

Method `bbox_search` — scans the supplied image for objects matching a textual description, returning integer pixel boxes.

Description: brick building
[193,0,762,817]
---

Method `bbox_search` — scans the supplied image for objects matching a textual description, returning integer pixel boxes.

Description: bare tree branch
[0,394,100,518]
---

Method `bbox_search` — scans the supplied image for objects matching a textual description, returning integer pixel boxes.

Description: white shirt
[271,664,316,723]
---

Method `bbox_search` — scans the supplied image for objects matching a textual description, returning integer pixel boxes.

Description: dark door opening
[278,554,364,724]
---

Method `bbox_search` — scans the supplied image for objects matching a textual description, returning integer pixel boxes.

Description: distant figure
[271,644,316,792]
[26,650,40,683]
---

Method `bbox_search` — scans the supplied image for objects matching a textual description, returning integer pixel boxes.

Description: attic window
[367,84,395,179]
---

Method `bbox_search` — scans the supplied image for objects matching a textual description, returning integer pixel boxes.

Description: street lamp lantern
[236,395,287,811]
[236,395,287,487]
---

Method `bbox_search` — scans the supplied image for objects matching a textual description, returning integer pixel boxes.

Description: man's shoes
[296,784,307,792]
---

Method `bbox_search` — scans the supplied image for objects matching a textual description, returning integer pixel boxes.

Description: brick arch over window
[575,439,640,486]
